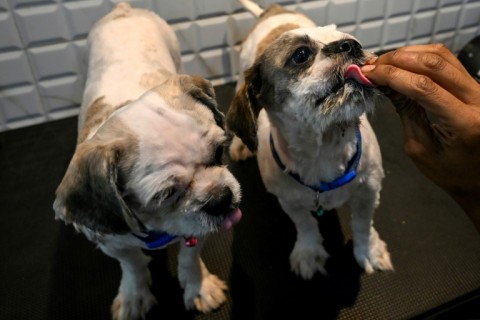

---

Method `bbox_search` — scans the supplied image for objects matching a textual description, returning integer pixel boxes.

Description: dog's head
[54,75,241,241]
[227,25,379,151]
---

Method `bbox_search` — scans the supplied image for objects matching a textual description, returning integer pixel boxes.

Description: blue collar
[132,230,178,249]
[126,210,178,249]
[132,230,198,249]
[269,127,362,193]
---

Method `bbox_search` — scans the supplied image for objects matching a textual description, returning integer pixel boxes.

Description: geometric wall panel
[0,0,479,131]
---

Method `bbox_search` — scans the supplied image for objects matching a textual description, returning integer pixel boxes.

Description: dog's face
[227,25,379,151]
[54,75,241,240]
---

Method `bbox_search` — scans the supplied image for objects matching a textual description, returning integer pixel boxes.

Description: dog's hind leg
[177,237,227,313]
[99,244,157,320]
[349,187,393,273]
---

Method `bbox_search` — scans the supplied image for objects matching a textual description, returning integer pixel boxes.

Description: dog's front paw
[289,242,329,279]
[229,135,253,161]
[183,273,227,313]
[354,235,393,274]
[111,290,157,320]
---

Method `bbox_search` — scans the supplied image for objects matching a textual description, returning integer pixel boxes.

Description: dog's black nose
[322,39,363,57]
[202,187,233,216]
[336,39,362,54]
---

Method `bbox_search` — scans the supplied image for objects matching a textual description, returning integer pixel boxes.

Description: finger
[370,47,480,103]
[375,44,465,72]
[362,64,465,125]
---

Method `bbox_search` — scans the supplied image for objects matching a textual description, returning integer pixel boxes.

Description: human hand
[361,44,480,229]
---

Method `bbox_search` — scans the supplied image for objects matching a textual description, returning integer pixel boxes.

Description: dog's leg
[279,199,329,279]
[99,244,157,320]
[177,237,227,313]
[229,135,254,161]
[349,188,393,273]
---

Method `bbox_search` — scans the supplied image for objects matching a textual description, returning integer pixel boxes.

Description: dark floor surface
[1,83,480,320]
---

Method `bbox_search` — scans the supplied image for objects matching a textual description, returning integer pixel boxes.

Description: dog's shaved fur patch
[79,97,131,144]
[139,69,173,91]
[149,75,225,129]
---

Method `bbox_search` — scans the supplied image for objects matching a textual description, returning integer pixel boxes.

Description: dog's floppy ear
[53,139,142,236]
[179,75,225,129]
[226,63,262,151]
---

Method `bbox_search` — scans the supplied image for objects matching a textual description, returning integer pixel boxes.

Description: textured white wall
[0,0,479,131]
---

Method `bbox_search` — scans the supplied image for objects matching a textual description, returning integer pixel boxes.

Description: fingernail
[367,56,378,64]
[361,64,376,72]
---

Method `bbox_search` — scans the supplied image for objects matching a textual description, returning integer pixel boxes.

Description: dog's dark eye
[291,46,313,64]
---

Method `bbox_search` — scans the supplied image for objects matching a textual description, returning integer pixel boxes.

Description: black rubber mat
[1,84,479,320]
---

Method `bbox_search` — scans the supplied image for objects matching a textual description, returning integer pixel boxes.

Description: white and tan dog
[227,1,393,278]
[53,3,242,319]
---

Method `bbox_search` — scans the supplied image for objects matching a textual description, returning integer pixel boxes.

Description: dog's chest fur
[256,110,361,211]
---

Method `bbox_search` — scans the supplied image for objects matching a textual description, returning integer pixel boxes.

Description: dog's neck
[269,114,360,187]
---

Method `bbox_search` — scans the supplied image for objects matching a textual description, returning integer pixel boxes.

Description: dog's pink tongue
[221,208,242,231]
[344,64,374,87]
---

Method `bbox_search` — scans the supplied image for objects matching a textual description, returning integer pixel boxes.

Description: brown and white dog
[53,3,242,319]
[227,0,393,278]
